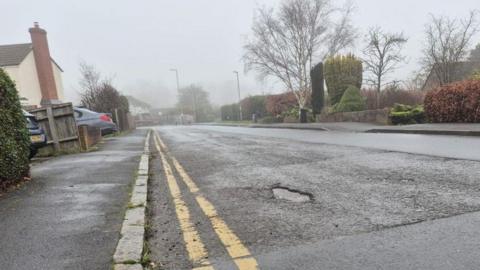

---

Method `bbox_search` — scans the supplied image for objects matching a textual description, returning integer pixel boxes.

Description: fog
[0,0,479,108]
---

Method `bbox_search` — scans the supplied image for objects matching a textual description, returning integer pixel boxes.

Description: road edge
[195,123,327,131]
[112,130,151,270]
[365,129,480,137]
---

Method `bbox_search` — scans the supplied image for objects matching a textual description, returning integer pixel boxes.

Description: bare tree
[243,0,356,110]
[403,70,428,92]
[177,85,214,122]
[78,61,103,109]
[422,11,479,86]
[362,27,407,97]
[78,62,128,114]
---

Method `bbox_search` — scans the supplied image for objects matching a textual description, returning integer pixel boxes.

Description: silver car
[73,107,118,135]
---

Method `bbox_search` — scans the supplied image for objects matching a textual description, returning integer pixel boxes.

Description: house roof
[126,95,152,109]
[0,43,32,67]
[0,42,63,71]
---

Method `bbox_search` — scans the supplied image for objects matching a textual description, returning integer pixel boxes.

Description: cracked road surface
[147,125,480,270]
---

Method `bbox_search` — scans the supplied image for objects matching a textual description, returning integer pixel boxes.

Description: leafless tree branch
[421,10,479,86]
[243,0,356,109]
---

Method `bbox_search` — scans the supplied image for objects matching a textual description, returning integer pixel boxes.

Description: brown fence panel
[78,125,102,151]
[112,109,136,132]
[28,103,80,155]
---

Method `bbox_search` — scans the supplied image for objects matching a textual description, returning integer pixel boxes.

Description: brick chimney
[29,22,59,105]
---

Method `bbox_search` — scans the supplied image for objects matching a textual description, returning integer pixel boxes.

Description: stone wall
[317,109,390,125]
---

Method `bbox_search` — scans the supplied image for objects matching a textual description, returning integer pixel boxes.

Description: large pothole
[272,187,312,203]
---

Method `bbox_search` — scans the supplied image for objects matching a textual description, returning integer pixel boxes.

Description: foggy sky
[1,0,479,108]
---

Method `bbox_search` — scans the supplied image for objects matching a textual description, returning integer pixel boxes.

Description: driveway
[0,129,147,270]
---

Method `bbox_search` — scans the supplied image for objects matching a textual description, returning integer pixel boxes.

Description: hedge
[424,80,480,123]
[240,95,267,120]
[324,54,363,105]
[0,68,30,184]
[333,85,366,112]
[265,92,298,116]
[390,104,425,125]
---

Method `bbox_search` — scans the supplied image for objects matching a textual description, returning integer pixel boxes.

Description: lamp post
[233,71,243,121]
[170,68,183,124]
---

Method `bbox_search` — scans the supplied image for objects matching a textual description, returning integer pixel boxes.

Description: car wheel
[29,147,38,159]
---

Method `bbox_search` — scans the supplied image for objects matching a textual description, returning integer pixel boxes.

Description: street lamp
[233,71,243,121]
[170,68,183,124]
[169,68,180,92]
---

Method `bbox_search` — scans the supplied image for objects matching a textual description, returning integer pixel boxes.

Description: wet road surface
[0,130,147,270]
[146,125,480,270]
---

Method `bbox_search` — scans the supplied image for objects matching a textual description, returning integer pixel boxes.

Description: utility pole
[170,68,183,124]
[192,89,198,123]
[233,71,243,121]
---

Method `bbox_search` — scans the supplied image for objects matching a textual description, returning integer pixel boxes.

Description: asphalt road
[147,125,480,270]
[0,130,146,270]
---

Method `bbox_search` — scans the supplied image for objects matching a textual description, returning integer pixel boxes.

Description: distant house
[422,61,480,91]
[125,96,152,116]
[0,22,64,107]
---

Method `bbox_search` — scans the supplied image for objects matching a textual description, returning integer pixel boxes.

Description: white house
[0,22,64,107]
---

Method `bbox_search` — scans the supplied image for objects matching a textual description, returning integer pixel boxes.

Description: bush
[220,103,240,121]
[389,104,425,125]
[424,80,480,123]
[241,95,267,120]
[265,91,298,116]
[333,85,366,112]
[324,54,363,105]
[471,69,480,80]
[310,62,325,115]
[0,68,30,184]
[362,87,425,110]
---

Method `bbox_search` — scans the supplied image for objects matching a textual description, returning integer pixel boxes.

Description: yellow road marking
[153,136,212,268]
[234,257,260,269]
[154,131,259,270]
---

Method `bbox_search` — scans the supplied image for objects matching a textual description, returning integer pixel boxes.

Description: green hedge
[324,54,363,105]
[0,68,30,183]
[389,104,425,125]
[333,85,366,112]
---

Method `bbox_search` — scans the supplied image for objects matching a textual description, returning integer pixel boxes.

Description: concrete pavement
[0,129,147,270]
[146,125,480,269]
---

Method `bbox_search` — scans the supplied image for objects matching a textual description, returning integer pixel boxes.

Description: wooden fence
[78,125,102,151]
[113,109,136,131]
[28,103,80,155]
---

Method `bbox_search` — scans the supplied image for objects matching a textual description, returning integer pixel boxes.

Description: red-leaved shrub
[424,80,480,123]
[265,92,298,116]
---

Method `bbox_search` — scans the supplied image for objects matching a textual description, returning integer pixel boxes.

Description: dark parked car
[73,107,118,135]
[24,110,47,159]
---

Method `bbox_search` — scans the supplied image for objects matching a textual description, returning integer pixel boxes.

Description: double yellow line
[153,131,259,270]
